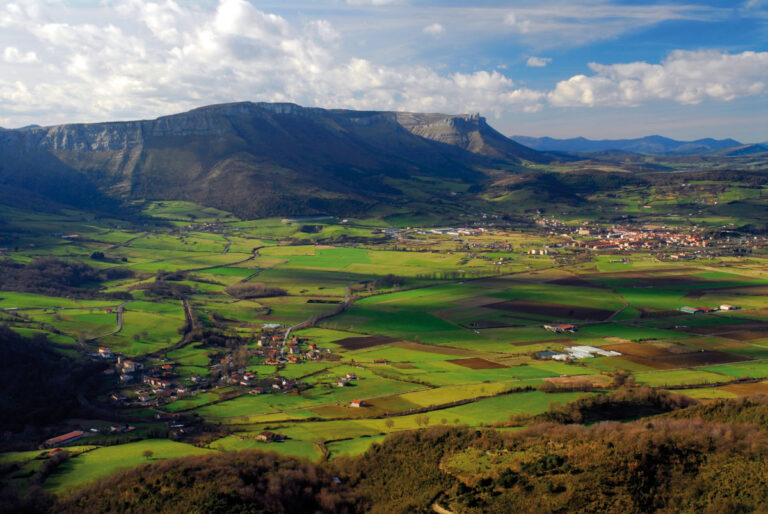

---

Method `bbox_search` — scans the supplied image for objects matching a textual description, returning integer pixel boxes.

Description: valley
[4,196,768,503]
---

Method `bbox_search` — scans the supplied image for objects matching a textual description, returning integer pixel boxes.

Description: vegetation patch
[446,358,507,369]
[333,334,399,350]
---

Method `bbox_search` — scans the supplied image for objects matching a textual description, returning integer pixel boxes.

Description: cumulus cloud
[0,0,545,124]
[422,23,445,37]
[526,56,551,67]
[0,1,765,127]
[3,46,38,63]
[549,50,768,107]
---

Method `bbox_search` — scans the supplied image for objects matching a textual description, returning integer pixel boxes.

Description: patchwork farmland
[4,201,768,495]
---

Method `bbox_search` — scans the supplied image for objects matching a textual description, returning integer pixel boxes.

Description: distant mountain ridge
[0,102,549,218]
[511,134,744,155]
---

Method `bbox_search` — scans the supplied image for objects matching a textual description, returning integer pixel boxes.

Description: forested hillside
[26,394,768,513]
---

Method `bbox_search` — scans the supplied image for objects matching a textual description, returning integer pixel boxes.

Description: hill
[49,395,768,513]
[511,134,743,155]
[717,143,768,156]
[0,102,550,218]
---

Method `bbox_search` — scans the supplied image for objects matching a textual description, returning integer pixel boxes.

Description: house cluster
[427,227,486,237]
[256,335,328,365]
[572,225,710,251]
[116,355,143,383]
[537,345,621,361]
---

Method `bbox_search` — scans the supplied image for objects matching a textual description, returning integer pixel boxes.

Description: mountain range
[510,135,756,155]
[0,102,549,218]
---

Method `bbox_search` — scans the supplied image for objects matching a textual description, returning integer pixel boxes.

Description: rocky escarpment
[0,102,547,217]
[396,112,547,162]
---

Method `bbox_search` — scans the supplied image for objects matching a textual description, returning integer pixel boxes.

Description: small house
[256,431,285,442]
[350,400,366,408]
[679,306,702,314]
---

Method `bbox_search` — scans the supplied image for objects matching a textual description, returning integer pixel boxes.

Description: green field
[3,201,768,496]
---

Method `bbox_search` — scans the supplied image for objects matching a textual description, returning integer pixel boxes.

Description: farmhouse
[98,347,112,358]
[543,324,577,333]
[256,431,285,442]
[44,430,85,448]
[679,306,702,314]
[720,304,740,311]
[350,400,366,408]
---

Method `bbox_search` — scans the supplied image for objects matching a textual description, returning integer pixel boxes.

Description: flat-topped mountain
[511,134,743,155]
[0,102,549,217]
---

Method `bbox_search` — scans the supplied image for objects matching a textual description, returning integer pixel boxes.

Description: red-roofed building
[44,430,85,448]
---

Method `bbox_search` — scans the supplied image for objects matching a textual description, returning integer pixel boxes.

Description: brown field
[584,270,714,288]
[638,308,687,318]
[603,342,681,358]
[604,342,749,368]
[655,351,751,367]
[679,322,768,341]
[617,355,679,370]
[334,335,399,350]
[394,341,478,356]
[722,330,768,342]
[485,299,614,321]
[721,381,768,396]
[446,358,507,369]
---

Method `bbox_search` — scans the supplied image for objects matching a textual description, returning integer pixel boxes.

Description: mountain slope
[512,135,743,155]
[0,102,547,218]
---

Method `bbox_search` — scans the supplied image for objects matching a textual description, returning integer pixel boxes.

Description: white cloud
[3,46,38,63]
[0,1,764,128]
[526,56,551,67]
[0,0,546,125]
[498,3,724,48]
[549,50,768,107]
[422,23,445,37]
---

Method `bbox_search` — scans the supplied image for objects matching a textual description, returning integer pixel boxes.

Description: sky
[0,0,766,142]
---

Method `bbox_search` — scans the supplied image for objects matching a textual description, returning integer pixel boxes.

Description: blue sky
[0,0,766,141]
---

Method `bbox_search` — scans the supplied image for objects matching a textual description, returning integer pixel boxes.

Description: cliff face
[0,102,546,217]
